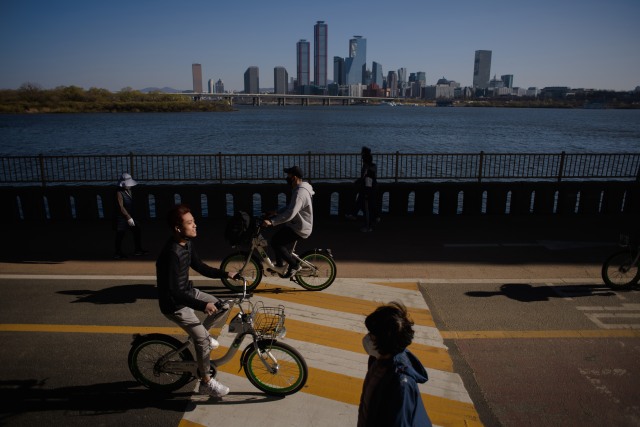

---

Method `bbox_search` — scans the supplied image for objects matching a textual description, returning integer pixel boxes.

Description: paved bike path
[181,277,482,427]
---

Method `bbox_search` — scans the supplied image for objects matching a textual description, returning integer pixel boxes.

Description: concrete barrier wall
[1,181,638,223]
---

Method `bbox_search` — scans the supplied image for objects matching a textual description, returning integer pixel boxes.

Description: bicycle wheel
[220,252,262,292]
[296,251,337,291]
[242,340,308,396]
[128,334,194,392]
[602,250,640,289]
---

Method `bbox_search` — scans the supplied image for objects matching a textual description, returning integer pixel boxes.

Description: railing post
[557,151,566,182]
[395,151,400,183]
[478,151,484,183]
[38,154,46,188]
[307,151,312,181]
[217,152,223,184]
[636,154,640,183]
[129,152,135,177]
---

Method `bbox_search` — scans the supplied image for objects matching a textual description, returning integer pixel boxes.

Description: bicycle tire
[602,250,640,289]
[242,340,308,396]
[128,334,194,392]
[220,252,262,292]
[295,250,337,291]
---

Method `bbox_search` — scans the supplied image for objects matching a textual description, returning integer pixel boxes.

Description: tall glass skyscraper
[344,36,366,85]
[192,63,203,93]
[244,66,259,94]
[296,39,310,88]
[473,50,492,89]
[333,56,345,86]
[314,21,328,87]
[372,61,384,87]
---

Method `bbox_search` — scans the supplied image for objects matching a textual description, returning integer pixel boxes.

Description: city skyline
[1,0,639,93]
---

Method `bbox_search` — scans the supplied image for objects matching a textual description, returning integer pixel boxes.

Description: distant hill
[139,87,184,93]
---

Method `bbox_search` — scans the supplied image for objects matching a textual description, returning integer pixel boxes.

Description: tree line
[0,83,233,113]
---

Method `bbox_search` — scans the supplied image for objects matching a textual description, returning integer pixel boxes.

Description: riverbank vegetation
[0,84,233,113]
[1,83,638,113]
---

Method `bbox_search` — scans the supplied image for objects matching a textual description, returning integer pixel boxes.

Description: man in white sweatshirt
[262,166,315,278]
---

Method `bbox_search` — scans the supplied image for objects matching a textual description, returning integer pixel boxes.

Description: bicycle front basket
[252,302,285,339]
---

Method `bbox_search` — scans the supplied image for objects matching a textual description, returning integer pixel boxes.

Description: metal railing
[1,152,639,186]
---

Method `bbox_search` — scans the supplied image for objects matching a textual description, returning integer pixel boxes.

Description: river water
[1,106,639,156]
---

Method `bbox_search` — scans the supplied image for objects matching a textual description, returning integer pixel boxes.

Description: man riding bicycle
[262,166,315,278]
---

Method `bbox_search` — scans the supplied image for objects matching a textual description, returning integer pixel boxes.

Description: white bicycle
[220,220,337,293]
[128,279,308,396]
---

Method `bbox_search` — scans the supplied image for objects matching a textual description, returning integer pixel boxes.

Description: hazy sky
[1,0,639,92]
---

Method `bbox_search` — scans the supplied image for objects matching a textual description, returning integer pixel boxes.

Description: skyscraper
[192,63,203,93]
[473,50,492,89]
[333,56,345,86]
[215,79,225,94]
[296,39,310,88]
[387,71,398,97]
[372,62,384,87]
[501,74,514,88]
[244,66,259,94]
[274,66,288,94]
[344,36,366,85]
[314,21,328,87]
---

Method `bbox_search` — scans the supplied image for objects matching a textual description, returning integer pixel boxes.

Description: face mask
[362,334,381,358]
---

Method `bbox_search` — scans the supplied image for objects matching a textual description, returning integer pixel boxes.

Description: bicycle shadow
[0,379,192,418]
[191,391,284,405]
[57,284,157,304]
[465,283,617,302]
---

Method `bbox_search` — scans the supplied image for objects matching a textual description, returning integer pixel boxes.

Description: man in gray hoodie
[262,166,315,278]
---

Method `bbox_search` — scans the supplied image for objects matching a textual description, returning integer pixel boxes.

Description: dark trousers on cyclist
[272,226,301,268]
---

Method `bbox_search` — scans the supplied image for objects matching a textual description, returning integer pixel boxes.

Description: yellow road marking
[212,345,478,427]
[257,282,435,327]
[441,330,640,339]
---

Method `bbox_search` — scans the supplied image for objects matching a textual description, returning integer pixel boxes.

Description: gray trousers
[164,289,219,378]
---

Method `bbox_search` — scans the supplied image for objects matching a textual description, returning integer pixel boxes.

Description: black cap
[283,166,303,178]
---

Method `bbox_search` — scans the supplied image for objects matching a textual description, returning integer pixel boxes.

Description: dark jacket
[156,238,226,314]
[358,350,432,427]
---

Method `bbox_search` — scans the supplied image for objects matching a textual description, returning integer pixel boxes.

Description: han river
[0,106,639,156]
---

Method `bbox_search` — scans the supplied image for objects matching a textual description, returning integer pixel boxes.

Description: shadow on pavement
[465,283,617,302]
[0,379,192,418]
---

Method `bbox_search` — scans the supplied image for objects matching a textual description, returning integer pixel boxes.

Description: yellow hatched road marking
[256,282,435,327]
[284,318,453,372]
[212,346,479,427]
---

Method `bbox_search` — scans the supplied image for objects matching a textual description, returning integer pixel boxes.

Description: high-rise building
[314,21,328,87]
[344,36,366,85]
[501,74,514,88]
[215,79,225,94]
[333,56,345,86]
[274,66,289,94]
[296,39,310,88]
[372,62,384,87]
[192,63,203,93]
[244,66,259,94]
[387,71,398,97]
[472,50,492,89]
[208,79,214,93]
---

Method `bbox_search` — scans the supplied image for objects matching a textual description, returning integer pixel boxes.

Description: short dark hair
[167,204,191,228]
[364,301,414,355]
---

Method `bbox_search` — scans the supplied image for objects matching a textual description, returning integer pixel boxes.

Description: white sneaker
[198,378,230,397]
[208,336,219,351]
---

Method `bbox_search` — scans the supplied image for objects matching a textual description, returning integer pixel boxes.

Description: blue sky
[1,0,639,92]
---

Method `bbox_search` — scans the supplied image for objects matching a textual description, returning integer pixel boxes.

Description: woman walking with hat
[114,172,148,259]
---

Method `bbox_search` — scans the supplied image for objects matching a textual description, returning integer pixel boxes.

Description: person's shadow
[465,283,616,302]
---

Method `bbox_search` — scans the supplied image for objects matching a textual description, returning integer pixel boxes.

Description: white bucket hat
[118,172,138,187]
